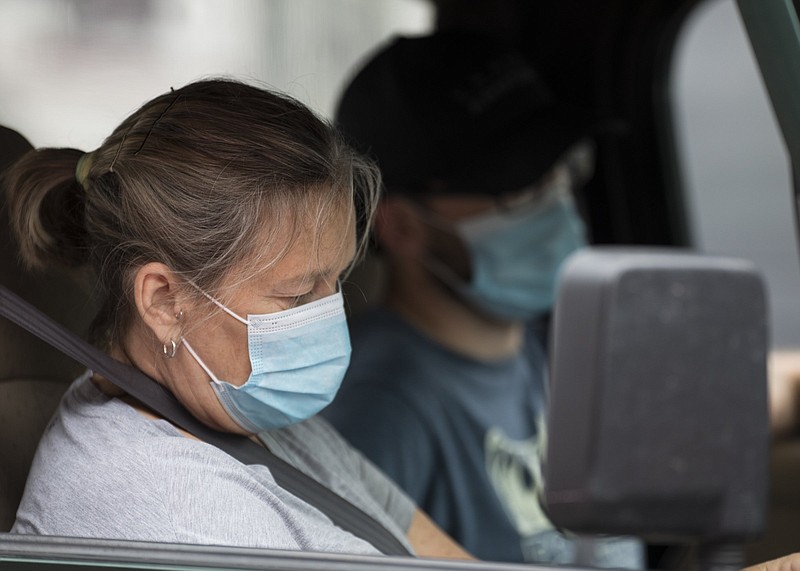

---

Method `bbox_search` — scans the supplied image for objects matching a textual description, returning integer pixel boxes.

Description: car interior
[1,0,799,569]
[0,126,99,533]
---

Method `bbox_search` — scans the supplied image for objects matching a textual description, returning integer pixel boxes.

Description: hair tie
[75,152,95,191]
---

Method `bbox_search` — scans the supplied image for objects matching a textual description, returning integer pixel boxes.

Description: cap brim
[444,104,593,196]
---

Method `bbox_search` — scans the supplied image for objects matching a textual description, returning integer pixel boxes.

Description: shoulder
[345,309,454,392]
[14,430,162,539]
[260,417,417,544]
[266,415,349,461]
[329,309,461,440]
[321,380,440,494]
[325,377,439,439]
[17,406,378,552]
[17,384,244,535]
[348,308,436,356]
[264,414,404,479]
[17,379,258,540]
[15,377,383,553]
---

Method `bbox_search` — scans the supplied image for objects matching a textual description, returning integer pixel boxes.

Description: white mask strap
[187,280,250,325]
[181,337,223,384]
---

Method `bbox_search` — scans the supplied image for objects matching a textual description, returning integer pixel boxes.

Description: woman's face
[151,202,357,434]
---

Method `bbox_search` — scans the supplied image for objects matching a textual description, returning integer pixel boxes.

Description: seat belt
[0,284,411,557]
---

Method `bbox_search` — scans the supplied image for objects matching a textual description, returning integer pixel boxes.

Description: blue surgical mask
[182,290,351,433]
[425,182,586,321]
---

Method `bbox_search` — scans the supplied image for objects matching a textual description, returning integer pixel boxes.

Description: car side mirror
[544,248,769,566]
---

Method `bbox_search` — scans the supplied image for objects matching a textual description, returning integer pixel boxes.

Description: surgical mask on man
[182,289,351,433]
[423,177,586,322]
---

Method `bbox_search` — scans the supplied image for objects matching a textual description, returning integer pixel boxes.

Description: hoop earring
[162,339,177,359]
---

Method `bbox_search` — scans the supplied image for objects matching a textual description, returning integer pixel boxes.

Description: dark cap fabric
[336,31,593,196]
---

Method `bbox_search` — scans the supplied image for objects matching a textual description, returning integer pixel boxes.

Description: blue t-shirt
[323,307,642,565]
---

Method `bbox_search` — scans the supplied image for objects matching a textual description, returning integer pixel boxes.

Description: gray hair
[4,79,381,347]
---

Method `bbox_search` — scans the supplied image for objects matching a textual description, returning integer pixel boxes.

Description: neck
[91,332,152,396]
[384,262,525,361]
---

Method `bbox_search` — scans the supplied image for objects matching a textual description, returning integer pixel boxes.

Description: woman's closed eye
[277,290,315,308]
[274,272,344,309]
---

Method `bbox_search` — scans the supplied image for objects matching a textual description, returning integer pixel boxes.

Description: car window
[0,534,508,571]
[0,0,432,148]
[671,0,800,348]
[2,0,798,568]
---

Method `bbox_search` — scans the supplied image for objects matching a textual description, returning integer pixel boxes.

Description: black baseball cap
[335,31,593,197]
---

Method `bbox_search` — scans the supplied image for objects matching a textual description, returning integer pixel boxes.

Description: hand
[406,509,473,560]
[769,351,800,438]
[744,552,800,571]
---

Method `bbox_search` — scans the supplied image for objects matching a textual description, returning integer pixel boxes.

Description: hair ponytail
[4,148,89,270]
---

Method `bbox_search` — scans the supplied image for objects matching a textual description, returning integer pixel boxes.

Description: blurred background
[0,0,797,348]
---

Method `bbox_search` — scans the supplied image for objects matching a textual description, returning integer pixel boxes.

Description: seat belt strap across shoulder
[0,284,411,556]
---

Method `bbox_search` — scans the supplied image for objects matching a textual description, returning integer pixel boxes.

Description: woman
[4,79,468,558]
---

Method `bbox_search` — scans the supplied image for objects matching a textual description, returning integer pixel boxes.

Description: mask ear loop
[184,279,250,325]
[180,280,249,385]
[181,338,223,384]
[200,292,250,326]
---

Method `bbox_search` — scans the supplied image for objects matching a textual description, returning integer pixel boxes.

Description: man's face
[418,162,575,281]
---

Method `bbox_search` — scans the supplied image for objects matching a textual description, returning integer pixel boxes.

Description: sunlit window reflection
[0,0,432,148]
[671,0,800,347]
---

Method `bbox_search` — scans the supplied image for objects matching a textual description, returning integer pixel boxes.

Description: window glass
[0,0,432,149]
[671,0,800,347]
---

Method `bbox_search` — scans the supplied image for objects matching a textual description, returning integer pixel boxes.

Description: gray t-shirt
[12,371,415,555]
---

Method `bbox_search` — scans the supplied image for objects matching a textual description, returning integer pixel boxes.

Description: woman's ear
[133,262,185,344]
[374,196,429,258]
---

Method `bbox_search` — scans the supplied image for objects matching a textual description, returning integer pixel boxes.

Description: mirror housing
[544,248,769,542]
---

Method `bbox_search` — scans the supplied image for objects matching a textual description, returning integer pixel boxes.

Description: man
[323,31,641,566]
